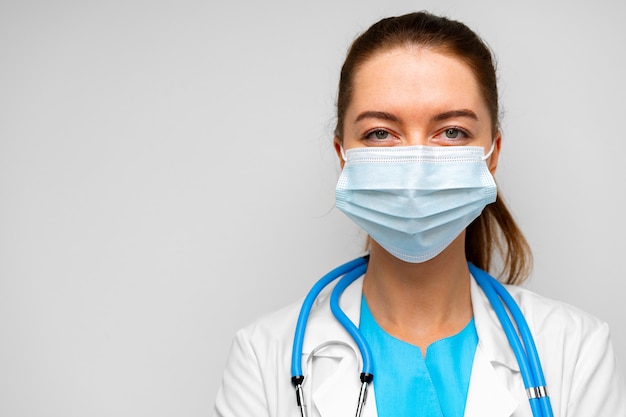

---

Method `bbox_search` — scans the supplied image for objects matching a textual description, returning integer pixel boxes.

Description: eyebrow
[431,109,479,122]
[354,109,479,124]
[355,111,400,123]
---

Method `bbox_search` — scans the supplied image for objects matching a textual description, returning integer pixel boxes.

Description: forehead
[349,46,489,120]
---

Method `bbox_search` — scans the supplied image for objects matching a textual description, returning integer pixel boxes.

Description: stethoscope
[290,255,554,417]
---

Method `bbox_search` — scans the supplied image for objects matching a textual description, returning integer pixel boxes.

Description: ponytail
[465,194,532,284]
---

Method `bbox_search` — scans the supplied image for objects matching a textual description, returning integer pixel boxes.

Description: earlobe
[488,133,502,175]
[334,137,345,169]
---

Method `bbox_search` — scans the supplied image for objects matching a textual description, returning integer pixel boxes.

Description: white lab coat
[214,274,626,417]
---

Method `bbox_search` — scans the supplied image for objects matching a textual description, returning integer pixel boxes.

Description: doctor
[214,11,626,417]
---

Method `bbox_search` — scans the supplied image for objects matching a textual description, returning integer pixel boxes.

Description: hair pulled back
[335,11,532,284]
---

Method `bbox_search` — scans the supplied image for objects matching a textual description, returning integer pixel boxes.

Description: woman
[214,11,626,417]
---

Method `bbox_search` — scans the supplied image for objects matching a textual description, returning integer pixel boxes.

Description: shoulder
[234,274,361,350]
[503,284,615,386]
[234,298,304,349]
[472,276,612,373]
[214,299,305,415]
[503,284,626,413]
[503,283,608,340]
[215,299,307,417]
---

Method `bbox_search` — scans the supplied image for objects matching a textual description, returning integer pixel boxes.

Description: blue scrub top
[359,297,478,417]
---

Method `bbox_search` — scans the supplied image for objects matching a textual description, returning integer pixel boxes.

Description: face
[335,46,500,173]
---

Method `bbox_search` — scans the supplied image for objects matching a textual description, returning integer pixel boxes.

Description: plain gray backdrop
[1,0,625,415]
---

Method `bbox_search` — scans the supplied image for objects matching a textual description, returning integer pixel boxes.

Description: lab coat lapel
[302,276,378,417]
[464,346,518,417]
[311,350,358,417]
[465,275,521,417]
[311,349,378,417]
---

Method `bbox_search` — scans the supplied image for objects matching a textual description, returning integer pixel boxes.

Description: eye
[366,129,390,140]
[360,128,401,147]
[444,128,463,139]
[432,126,471,144]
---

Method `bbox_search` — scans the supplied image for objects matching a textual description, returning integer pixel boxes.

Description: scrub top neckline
[359,294,479,417]
[361,295,475,358]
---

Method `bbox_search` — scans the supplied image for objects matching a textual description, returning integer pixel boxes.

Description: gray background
[1,0,624,415]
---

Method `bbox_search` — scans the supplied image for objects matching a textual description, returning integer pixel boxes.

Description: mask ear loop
[482,141,496,161]
[340,146,347,162]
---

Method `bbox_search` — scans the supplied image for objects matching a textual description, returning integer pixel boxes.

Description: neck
[362,234,473,353]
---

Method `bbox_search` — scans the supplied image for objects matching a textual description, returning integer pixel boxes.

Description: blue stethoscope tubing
[290,256,370,417]
[290,256,370,378]
[290,256,553,417]
[469,264,554,417]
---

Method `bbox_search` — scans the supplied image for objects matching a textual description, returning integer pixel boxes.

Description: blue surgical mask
[335,144,497,263]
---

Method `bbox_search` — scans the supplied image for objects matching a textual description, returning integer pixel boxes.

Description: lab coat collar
[302,272,521,417]
[469,275,520,372]
[466,277,521,416]
[302,272,363,353]
[302,276,377,417]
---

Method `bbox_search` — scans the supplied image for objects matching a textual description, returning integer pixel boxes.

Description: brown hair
[335,11,532,284]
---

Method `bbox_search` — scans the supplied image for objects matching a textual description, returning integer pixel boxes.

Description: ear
[333,136,345,169]
[487,132,502,175]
